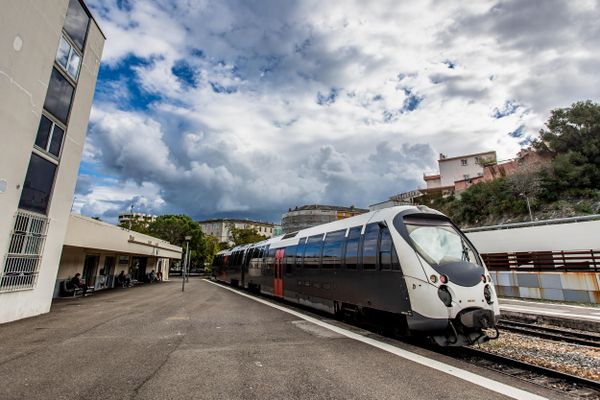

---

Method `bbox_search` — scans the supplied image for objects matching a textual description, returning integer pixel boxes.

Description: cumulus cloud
[78,0,600,222]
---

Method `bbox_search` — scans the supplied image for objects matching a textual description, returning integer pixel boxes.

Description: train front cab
[392,209,501,346]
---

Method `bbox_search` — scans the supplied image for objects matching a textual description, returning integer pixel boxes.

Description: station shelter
[54,214,182,297]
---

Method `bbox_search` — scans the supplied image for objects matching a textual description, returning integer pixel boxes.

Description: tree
[147,215,215,268]
[534,101,600,192]
[228,224,266,246]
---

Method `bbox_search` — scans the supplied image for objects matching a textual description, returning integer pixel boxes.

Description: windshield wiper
[461,241,471,262]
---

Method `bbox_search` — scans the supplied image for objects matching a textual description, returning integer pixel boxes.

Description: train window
[380,227,392,270]
[343,226,362,269]
[362,223,379,270]
[285,245,296,274]
[304,235,324,269]
[296,238,306,268]
[404,218,481,267]
[267,247,277,275]
[322,229,345,269]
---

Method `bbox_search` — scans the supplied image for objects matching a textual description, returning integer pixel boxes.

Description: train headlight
[439,274,449,284]
[438,285,452,307]
[484,284,493,304]
[430,274,438,283]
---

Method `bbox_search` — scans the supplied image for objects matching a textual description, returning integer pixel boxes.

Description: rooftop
[286,204,369,213]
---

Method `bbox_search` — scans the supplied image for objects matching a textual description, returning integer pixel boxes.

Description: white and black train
[213,206,500,346]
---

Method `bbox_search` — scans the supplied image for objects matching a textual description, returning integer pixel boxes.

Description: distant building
[0,0,105,323]
[423,151,497,194]
[423,149,550,195]
[197,219,280,244]
[118,212,157,228]
[369,190,423,211]
[282,205,368,233]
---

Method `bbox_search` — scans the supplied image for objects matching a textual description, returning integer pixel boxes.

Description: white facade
[118,212,157,227]
[0,1,104,323]
[424,151,496,190]
[199,219,279,244]
[438,151,495,187]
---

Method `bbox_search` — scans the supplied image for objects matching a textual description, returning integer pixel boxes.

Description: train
[212,205,500,346]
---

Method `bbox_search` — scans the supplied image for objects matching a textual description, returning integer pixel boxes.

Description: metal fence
[481,249,600,272]
[1,210,49,292]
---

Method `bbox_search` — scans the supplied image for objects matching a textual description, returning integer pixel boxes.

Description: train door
[274,249,284,298]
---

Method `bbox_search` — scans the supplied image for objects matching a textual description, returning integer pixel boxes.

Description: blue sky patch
[509,124,525,138]
[443,60,456,69]
[401,88,423,113]
[191,48,205,58]
[316,88,340,106]
[493,100,519,118]
[97,55,161,110]
[171,60,197,88]
[210,82,238,94]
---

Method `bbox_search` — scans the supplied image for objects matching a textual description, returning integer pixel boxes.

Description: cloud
[78,0,600,223]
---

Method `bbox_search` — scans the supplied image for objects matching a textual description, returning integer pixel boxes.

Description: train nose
[459,309,496,329]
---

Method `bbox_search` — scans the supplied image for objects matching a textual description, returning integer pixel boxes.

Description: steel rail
[497,319,600,348]
[454,346,600,392]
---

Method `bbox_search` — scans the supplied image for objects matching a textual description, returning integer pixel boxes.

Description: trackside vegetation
[421,101,600,227]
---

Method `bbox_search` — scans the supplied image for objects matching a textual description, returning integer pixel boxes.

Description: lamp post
[520,193,534,222]
[182,235,192,292]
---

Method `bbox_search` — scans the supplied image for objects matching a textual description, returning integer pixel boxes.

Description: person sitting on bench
[116,270,132,287]
[69,273,87,295]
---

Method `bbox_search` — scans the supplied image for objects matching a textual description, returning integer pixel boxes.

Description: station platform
[499,297,600,331]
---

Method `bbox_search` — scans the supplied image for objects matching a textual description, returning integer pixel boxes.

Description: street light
[182,235,192,292]
[520,193,534,222]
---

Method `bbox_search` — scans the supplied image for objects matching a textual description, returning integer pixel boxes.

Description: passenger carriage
[213,205,500,346]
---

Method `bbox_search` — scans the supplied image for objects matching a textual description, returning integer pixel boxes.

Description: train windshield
[405,220,481,267]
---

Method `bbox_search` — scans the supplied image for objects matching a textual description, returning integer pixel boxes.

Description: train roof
[215,205,445,255]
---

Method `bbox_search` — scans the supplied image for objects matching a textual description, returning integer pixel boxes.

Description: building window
[34,115,65,158]
[56,35,81,80]
[0,210,49,292]
[18,153,57,215]
[475,156,481,165]
[463,174,470,180]
[43,68,75,125]
[461,159,467,166]
[63,0,90,50]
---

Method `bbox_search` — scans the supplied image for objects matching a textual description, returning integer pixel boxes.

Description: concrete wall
[466,220,600,253]
[0,1,104,324]
[466,220,600,303]
[490,271,600,303]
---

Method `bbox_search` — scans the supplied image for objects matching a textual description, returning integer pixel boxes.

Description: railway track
[497,319,600,348]
[450,346,600,398]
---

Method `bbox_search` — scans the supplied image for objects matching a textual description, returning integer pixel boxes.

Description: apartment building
[282,205,368,233]
[423,151,497,192]
[118,212,158,228]
[0,0,105,323]
[198,219,280,244]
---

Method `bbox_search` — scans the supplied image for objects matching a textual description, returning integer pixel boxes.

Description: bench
[60,280,83,297]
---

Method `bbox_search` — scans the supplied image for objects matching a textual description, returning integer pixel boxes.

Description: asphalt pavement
[0,279,562,400]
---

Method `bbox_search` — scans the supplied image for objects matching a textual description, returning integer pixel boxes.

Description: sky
[74,0,600,224]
